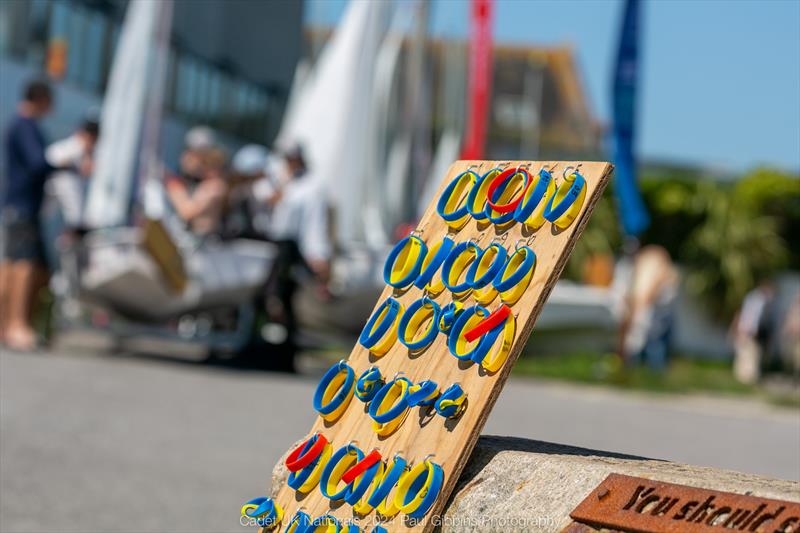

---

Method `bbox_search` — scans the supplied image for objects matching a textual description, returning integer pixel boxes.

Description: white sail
[276,0,391,246]
[84,0,167,228]
[363,19,407,248]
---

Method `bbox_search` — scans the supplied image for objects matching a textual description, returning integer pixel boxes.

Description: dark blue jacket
[3,114,52,218]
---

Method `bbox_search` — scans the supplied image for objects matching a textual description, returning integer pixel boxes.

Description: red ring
[285,433,328,472]
[463,305,511,343]
[341,449,382,484]
[486,168,531,214]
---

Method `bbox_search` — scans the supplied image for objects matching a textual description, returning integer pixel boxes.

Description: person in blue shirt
[0,80,54,351]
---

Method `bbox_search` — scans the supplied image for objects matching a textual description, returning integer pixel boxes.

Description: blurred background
[0,0,798,531]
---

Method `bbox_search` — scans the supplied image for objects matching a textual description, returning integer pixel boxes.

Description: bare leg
[0,260,10,342]
[5,260,37,350]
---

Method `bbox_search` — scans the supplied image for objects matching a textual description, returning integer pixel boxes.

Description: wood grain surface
[266,160,613,532]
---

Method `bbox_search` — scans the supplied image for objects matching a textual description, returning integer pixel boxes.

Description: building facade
[0,0,303,166]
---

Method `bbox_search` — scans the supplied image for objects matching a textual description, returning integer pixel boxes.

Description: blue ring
[370,527,388,533]
[513,168,553,223]
[466,168,501,221]
[436,170,479,222]
[359,297,402,349]
[442,241,481,294]
[366,455,408,508]
[447,306,497,362]
[405,463,445,519]
[312,361,355,416]
[398,297,442,351]
[320,444,364,500]
[435,384,466,418]
[466,242,508,289]
[438,302,462,334]
[243,497,280,527]
[383,235,427,288]
[355,367,383,402]
[543,172,586,222]
[368,377,412,424]
[284,510,311,532]
[486,169,531,225]
[344,459,383,505]
[414,237,455,289]
[287,435,320,490]
[406,379,439,407]
[492,246,536,293]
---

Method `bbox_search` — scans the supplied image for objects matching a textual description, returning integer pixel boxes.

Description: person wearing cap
[165,127,228,236]
[180,126,215,181]
[231,144,285,238]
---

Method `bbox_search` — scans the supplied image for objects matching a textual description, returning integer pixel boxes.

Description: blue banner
[612,0,650,237]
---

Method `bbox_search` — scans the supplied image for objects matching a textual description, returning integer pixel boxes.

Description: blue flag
[612,0,650,237]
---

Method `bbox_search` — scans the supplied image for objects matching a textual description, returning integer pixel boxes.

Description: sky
[306,0,800,173]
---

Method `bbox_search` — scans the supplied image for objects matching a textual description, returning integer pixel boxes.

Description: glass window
[81,10,106,93]
[25,0,51,65]
[194,62,209,120]
[65,4,88,85]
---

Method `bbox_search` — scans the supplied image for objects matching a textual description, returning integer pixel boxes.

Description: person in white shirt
[231,143,331,353]
[45,116,99,229]
[233,143,331,282]
[731,281,775,384]
[269,144,331,282]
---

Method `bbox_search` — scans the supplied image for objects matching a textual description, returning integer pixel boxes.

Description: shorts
[1,209,46,265]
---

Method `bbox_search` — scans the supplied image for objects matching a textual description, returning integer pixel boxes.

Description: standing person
[244,143,331,362]
[618,244,680,371]
[44,113,100,232]
[0,80,54,350]
[269,144,331,285]
[731,280,776,385]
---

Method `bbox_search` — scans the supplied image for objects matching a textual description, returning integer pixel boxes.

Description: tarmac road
[1,349,798,533]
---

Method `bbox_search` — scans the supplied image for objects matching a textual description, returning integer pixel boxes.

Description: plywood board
[265,160,613,532]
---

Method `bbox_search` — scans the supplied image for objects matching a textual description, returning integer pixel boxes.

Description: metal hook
[468,232,485,245]
[562,165,581,181]
[490,233,509,245]
[422,453,437,465]
[392,371,406,381]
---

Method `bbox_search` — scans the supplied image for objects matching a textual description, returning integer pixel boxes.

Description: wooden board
[267,160,613,532]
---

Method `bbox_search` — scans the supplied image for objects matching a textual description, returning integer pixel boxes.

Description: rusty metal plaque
[568,473,800,533]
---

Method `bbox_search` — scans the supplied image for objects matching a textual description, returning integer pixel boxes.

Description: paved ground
[1,349,798,533]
